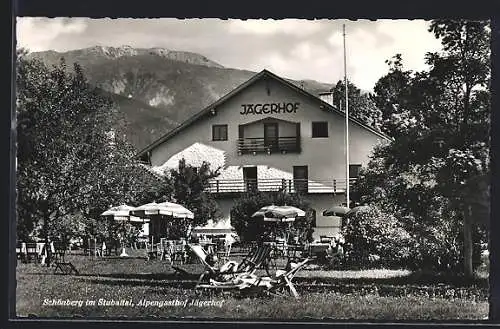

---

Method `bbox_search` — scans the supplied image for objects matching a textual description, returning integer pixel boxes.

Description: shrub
[341,205,486,272]
[341,205,414,269]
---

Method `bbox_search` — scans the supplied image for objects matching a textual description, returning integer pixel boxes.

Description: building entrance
[243,166,257,191]
[264,122,279,151]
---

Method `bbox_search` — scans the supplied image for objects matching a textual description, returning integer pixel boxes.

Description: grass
[15,250,489,320]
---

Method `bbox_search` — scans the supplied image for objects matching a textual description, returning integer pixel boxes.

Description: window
[312,122,328,138]
[349,164,362,178]
[212,124,228,141]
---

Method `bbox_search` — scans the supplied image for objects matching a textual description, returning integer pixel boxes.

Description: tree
[353,20,490,276]
[165,158,222,238]
[16,53,165,265]
[372,54,414,137]
[330,79,383,131]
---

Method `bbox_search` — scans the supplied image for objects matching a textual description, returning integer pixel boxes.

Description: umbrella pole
[120,222,129,257]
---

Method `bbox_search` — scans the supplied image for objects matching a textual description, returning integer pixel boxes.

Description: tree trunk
[463,205,473,278]
[43,215,51,267]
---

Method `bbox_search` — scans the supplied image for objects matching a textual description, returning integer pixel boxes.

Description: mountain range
[28,46,333,150]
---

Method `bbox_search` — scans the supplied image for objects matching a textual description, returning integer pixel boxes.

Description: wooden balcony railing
[237,137,301,155]
[206,178,357,194]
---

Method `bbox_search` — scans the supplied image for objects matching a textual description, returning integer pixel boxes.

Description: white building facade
[137,70,390,239]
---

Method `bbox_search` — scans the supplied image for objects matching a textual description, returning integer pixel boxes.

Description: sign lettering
[240,102,299,115]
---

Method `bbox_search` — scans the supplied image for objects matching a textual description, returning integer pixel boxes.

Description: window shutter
[295,122,301,151]
[238,125,244,139]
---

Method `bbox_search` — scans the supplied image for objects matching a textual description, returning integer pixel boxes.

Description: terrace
[237,136,301,155]
[206,178,357,194]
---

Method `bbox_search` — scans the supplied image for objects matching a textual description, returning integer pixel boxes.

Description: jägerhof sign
[240,102,300,115]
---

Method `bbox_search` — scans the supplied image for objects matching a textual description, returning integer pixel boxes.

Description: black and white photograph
[13,17,491,320]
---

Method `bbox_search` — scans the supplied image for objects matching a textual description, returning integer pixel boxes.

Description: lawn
[15,250,489,320]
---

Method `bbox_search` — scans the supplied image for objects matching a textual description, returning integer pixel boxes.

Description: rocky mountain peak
[36,45,225,69]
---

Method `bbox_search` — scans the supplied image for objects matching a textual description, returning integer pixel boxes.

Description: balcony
[237,137,300,155]
[206,178,357,194]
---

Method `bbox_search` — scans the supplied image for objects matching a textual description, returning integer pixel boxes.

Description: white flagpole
[343,24,350,208]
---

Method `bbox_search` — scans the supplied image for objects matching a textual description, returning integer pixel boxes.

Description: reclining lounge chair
[185,243,272,288]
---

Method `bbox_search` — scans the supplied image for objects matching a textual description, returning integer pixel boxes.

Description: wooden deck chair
[235,243,273,275]
[185,244,220,285]
[185,244,255,292]
[267,258,310,298]
[210,258,311,298]
[54,262,79,275]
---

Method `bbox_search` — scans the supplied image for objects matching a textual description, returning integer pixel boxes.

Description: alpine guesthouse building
[137,70,389,239]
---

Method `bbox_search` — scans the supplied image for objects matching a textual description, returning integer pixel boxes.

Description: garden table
[286,244,305,259]
[307,243,330,258]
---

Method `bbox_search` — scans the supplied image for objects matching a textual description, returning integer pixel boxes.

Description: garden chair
[236,243,273,275]
[215,238,232,265]
[53,262,79,275]
[184,244,253,290]
[275,240,287,258]
[168,241,186,264]
[158,238,170,261]
[24,243,38,263]
[144,240,154,260]
[184,244,220,283]
[266,257,310,298]
[193,251,310,298]
[87,238,103,258]
[16,242,23,263]
[51,242,66,263]
[210,257,310,298]
[196,243,274,283]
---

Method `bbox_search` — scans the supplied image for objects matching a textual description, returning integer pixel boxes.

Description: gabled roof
[136,69,390,158]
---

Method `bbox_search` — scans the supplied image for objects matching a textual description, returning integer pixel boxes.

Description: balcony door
[243,166,257,192]
[264,122,279,151]
[293,166,308,194]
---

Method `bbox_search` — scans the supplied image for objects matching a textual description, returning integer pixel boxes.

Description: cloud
[228,19,324,37]
[16,17,88,52]
[326,20,443,90]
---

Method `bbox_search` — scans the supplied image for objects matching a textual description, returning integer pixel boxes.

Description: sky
[16,18,444,91]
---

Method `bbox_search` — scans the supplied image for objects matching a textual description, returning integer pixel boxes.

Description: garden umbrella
[129,201,194,245]
[130,201,194,219]
[101,204,150,222]
[323,205,371,217]
[251,205,305,222]
[101,204,136,219]
[252,205,306,243]
[322,205,351,217]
